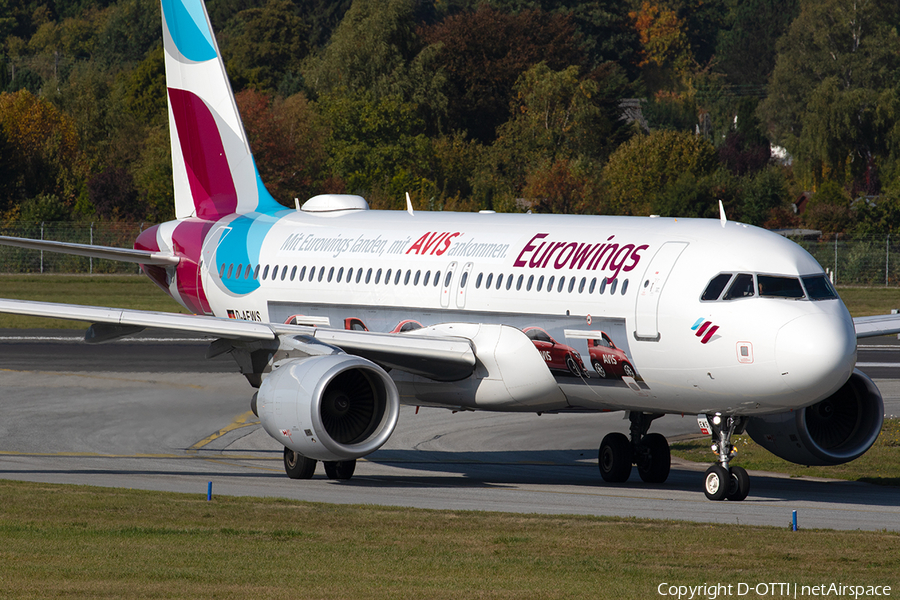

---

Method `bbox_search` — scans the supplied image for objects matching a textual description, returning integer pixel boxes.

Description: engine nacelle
[257,354,400,461]
[746,370,883,466]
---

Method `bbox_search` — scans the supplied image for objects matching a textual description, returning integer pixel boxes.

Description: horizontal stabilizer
[0,235,180,265]
[0,298,274,341]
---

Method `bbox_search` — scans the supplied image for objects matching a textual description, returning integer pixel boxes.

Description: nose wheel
[698,414,750,501]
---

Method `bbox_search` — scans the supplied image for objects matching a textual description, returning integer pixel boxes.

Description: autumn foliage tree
[235,89,330,205]
[0,89,82,213]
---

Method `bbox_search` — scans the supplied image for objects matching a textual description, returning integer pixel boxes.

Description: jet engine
[746,370,883,466]
[257,354,400,461]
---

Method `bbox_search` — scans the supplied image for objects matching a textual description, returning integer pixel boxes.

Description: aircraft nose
[775,313,856,397]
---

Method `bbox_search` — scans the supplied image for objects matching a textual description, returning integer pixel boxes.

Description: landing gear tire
[323,459,356,480]
[703,464,730,501]
[566,355,580,376]
[599,432,632,483]
[726,465,750,501]
[637,432,670,483]
[593,361,607,378]
[284,447,316,479]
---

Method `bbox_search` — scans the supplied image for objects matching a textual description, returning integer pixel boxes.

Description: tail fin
[161,0,283,220]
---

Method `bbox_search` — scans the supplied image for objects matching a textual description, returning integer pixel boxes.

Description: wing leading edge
[0,298,476,381]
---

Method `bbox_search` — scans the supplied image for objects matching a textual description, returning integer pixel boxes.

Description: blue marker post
[792,510,798,531]
[207,481,213,501]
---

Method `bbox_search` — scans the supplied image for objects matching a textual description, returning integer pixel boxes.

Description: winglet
[406,192,415,216]
[719,200,727,228]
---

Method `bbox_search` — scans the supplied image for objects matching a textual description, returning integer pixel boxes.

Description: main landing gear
[699,414,750,501]
[598,412,671,484]
[283,447,356,480]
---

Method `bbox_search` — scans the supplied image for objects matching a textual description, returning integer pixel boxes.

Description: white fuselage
[163,208,857,417]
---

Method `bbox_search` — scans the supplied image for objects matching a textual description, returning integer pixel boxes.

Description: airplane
[0,0,895,501]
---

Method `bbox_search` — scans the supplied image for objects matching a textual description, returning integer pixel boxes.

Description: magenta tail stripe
[168,87,238,220]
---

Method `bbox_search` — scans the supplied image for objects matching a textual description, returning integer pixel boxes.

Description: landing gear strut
[700,414,750,501]
[598,412,671,484]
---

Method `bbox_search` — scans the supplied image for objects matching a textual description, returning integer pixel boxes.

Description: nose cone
[775,313,856,399]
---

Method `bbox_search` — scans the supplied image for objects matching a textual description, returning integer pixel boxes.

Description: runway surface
[1,330,898,531]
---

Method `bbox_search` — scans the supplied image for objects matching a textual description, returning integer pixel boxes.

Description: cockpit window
[723,273,755,300]
[757,275,805,299]
[802,275,838,300]
[701,273,732,301]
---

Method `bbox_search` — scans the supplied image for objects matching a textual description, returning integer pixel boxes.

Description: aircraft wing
[0,298,476,381]
[853,314,900,338]
[0,235,179,265]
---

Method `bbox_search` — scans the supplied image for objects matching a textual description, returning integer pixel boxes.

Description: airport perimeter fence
[3,221,900,286]
[0,221,147,275]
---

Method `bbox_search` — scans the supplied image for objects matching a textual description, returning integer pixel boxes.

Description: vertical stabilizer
[160,0,283,220]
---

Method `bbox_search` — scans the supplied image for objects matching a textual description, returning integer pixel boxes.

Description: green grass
[0,274,188,328]
[671,419,900,486]
[0,480,897,599]
[836,286,900,317]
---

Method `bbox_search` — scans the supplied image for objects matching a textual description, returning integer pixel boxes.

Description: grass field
[0,480,896,599]
[0,274,188,328]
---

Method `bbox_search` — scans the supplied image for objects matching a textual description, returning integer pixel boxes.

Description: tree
[738,167,790,226]
[236,88,330,205]
[602,129,718,215]
[629,1,693,92]
[304,0,433,98]
[88,167,142,220]
[220,0,310,93]
[498,62,628,163]
[420,6,583,141]
[94,0,161,67]
[315,90,432,206]
[0,89,81,210]
[522,158,606,214]
[758,0,900,190]
[715,0,799,87]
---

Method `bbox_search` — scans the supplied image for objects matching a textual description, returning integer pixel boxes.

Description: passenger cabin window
[802,275,837,300]
[757,275,804,299]
[701,273,732,301]
[723,273,754,300]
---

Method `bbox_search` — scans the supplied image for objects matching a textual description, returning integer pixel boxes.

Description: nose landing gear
[699,414,750,501]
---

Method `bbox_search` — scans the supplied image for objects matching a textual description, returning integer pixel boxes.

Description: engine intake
[746,370,884,466]
[257,354,400,461]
